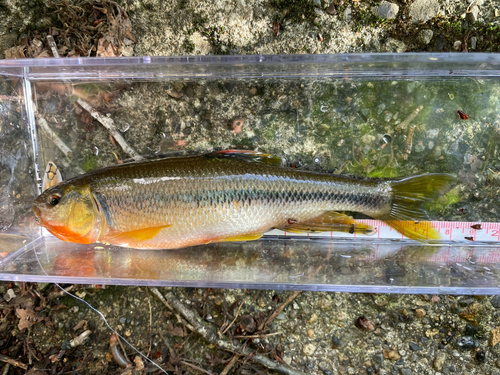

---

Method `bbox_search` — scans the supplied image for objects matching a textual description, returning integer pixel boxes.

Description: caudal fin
[377,174,456,241]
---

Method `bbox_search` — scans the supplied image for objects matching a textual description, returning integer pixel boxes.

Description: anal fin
[277,212,374,235]
[218,233,263,242]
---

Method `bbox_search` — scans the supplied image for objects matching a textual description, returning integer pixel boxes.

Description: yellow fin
[110,225,171,242]
[218,233,263,242]
[376,173,456,241]
[278,212,374,235]
[212,150,282,165]
[386,221,440,241]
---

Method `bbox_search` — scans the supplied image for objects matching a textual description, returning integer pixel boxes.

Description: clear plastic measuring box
[1,53,500,294]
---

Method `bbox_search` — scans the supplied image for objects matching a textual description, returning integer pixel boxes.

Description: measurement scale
[266,220,500,242]
[265,221,500,265]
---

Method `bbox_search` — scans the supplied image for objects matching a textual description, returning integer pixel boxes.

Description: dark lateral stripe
[107,189,384,209]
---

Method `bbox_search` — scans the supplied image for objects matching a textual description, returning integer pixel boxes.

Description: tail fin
[377,174,456,241]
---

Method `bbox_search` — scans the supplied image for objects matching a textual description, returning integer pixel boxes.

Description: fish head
[33,181,101,244]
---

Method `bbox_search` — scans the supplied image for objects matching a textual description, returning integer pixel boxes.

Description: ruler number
[492,229,499,237]
[445,229,450,235]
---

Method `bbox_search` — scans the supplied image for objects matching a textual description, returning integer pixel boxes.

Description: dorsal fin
[210,150,282,165]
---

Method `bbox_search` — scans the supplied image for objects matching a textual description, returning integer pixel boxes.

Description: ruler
[265,220,500,243]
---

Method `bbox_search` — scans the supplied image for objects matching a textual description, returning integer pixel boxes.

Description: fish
[32,150,456,249]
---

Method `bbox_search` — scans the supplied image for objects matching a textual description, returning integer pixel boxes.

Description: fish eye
[48,193,61,206]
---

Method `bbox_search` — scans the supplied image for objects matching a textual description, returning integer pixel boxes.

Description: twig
[150,287,195,332]
[258,291,301,331]
[396,105,423,131]
[220,355,240,375]
[0,95,23,102]
[46,35,60,58]
[0,354,27,370]
[232,331,283,339]
[1,363,9,375]
[219,299,245,337]
[159,290,307,375]
[48,284,76,299]
[147,296,152,358]
[180,360,214,375]
[76,98,143,161]
[37,116,73,158]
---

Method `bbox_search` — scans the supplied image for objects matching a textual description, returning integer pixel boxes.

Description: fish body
[33,151,455,249]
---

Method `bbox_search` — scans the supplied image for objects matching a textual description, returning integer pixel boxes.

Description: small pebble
[307,329,314,338]
[475,350,486,363]
[399,369,412,375]
[466,4,479,23]
[456,335,479,349]
[417,29,433,45]
[491,326,500,347]
[409,342,422,351]
[470,36,477,50]
[453,41,462,51]
[355,316,375,331]
[490,295,500,308]
[4,288,15,302]
[303,343,316,356]
[383,349,400,360]
[308,313,318,324]
[433,351,446,370]
[373,353,384,365]
[431,295,440,303]
[415,308,426,318]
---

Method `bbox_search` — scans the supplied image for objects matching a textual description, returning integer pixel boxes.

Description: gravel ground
[2,0,500,374]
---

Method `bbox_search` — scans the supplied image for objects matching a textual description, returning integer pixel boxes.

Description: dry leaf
[5,45,25,59]
[35,49,52,58]
[73,319,87,331]
[97,36,117,57]
[16,308,39,330]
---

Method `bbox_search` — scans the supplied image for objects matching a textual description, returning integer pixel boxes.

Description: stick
[0,354,27,370]
[46,35,60,58]
[0,95,23,102]
[232,331,283,339]
[76,98,143,161]
[180,360,214,375]
[161,290,307,375]
[258,291,301,331]
[220,355,240,375]
[37,117,73,158]
[150,287,195,332]
[220,299,245,337]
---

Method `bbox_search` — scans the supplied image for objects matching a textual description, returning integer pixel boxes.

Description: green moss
[425,187,461,213]
[82,154,98,172]
[367,167,401,178]
[183,38,195,53]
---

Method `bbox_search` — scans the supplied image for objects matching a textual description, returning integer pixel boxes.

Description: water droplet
[313,156,321,164]
[383,134,392,144]
[92,146,99,156]
[320,105,328,113]
[117,122,130,132]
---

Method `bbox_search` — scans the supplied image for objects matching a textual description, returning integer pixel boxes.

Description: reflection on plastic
[1,236,500,293]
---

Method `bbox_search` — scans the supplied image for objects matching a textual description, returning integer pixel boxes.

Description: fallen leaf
[16,308,39,330]
[5,45,25,59]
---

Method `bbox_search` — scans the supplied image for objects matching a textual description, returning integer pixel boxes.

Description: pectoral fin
[109,225,172,243]
[277,212,374,235]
